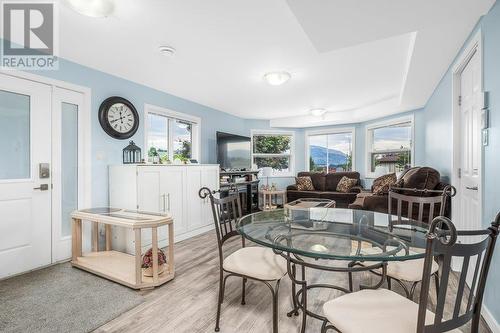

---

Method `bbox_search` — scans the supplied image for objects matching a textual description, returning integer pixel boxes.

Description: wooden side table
[260,189,286,211]
[71,208,174,290]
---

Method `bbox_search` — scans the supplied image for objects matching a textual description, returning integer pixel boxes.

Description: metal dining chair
[348,186,454,299]
[322,214,500,333]
[382,186,454,299]
[198,187,287,333]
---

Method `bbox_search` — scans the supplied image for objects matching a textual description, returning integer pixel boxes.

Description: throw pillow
[336,176,358,193]
[372,173,397,195]
[295,176,315,191]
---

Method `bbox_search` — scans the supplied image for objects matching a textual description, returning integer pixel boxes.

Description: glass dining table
[236,206,430,333]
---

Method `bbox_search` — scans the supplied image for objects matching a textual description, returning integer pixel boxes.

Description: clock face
[98,97,139,139]
[107,103,135,134]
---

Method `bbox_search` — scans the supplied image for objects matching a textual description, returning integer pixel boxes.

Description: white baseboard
[483,305,500,333]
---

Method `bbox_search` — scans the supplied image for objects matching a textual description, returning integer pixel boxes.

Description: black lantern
[123,141,141,164]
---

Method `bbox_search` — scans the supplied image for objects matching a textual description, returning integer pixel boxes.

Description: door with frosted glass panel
[51,87,84,262]
[0,74,52,279]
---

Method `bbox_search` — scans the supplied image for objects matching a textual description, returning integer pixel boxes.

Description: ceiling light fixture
[158,45,176,57]
[65,0,114,18]
[263,71,291,86]
[310,108,327,117]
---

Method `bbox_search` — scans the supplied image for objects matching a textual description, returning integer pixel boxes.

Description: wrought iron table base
[281,252,388,333]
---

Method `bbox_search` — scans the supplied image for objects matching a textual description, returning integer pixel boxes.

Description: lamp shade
[261,167,273,177]
[374,165,390,177]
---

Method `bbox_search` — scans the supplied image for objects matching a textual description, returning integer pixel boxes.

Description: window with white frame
[366,117,413,177]
[145,104,200,163]
[251,131,294,176]
[306,128,355,173]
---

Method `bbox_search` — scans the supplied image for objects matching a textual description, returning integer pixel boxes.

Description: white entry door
[0,74,52,279]
[52,87,85,262]
[457,49,482,232]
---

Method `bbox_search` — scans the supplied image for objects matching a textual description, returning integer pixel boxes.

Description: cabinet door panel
[162,167,187,236]
[186,168,204,230]
[201,167,219,226]
[137,169,163,248]
[137,170,162,212]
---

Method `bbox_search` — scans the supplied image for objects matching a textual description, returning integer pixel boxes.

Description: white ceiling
[57,0,495,127]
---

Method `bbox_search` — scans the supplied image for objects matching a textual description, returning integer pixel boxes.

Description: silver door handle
[34,184,49,191]
[167,193,171,211]
[466,186,478,191]
[160,194,166,212]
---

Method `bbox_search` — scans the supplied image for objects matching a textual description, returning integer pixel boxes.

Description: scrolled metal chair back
[388,185,455,229]
[199,186,243,250]
[416,214,500,333]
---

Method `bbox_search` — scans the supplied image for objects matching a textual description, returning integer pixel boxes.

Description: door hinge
[136,204,139,209]
[458,95,462,106]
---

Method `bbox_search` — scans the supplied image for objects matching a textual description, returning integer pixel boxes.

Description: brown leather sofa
[286,171,362,208]
[348,166,451,217]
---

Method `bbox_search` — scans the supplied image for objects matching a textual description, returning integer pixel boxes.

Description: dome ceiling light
[263,71,291,86]
[158,45,176,57]
[65,0,115,18]
[310,108,327,117]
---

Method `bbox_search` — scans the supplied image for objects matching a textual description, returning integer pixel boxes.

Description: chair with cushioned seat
[348,186,453,299]
[383,187,453,299]
[322,214,500,333]
[199,187,287,333]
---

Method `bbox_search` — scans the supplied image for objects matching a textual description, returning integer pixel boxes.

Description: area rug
[0,262,144,333]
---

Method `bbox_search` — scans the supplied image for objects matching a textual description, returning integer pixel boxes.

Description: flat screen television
[216,131,251,170]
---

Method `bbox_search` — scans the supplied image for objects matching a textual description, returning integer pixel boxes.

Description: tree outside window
[252,133,293,175]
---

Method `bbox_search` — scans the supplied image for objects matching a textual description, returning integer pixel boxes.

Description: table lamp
[261,167,273,190]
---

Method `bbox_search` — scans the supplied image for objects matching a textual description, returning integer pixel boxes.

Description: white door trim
[451,30,483,227]
[0,69,92,263]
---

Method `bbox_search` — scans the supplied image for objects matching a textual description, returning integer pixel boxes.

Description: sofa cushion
[320,192,357,200]
[336,176,358,193]
[399,167,440,190]
[298,172,326,191]
[295,176,315,191]
[372,173,397,195]
[287,190,323,201]
[325,172,360,191]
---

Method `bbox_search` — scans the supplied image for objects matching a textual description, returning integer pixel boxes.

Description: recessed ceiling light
[310,108,327,117]
[66,0,114,17]
[158,46,176,57]
[263,71,291,86]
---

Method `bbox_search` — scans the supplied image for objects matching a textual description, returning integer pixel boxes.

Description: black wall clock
[98,96,139,140]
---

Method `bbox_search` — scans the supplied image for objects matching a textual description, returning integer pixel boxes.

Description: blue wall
[23,57,427,201]
[30,58,249,206]
[249,109,425,189]
[423,1,500,323]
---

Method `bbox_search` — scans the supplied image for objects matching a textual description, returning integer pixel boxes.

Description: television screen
[216,132,251,170]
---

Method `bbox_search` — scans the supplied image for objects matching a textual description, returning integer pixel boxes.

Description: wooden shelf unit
[71,208,174,290]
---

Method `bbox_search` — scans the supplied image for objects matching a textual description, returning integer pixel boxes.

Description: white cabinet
[109,164,219,254]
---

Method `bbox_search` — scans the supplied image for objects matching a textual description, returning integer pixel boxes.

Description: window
[145,104,200,163]
[366,117,413,177]
[306,128,355,173]
[251,131,294,176]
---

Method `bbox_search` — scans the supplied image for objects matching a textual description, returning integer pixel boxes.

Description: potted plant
[148,147,159,164]
[142,248,167,277]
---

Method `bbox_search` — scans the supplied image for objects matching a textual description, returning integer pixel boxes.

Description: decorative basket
[142,248,167,277]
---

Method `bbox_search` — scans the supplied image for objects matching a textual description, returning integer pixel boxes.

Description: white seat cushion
[384,258,439,282]
[351,246,439,282]
[323,289,462,333]
[223,247,287,281]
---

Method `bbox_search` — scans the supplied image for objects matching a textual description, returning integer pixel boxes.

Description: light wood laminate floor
[94,231,492,333]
